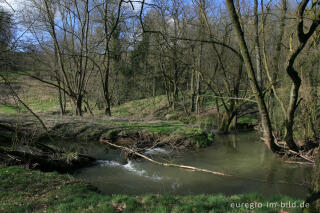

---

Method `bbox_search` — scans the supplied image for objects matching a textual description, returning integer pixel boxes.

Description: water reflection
[69,132,312,199]
[222,134,238,153]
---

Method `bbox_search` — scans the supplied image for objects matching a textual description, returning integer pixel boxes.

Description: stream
[56,132,312,199]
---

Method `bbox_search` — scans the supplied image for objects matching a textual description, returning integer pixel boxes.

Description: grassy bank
[0,165,309,213]
[0,113,214,149]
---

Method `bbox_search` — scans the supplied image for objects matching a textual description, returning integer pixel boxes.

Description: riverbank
[0,165,310,213]
[0,113,213,171]
[0,113,213,148]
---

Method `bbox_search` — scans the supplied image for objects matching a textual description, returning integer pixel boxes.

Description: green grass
[23,95,59,112]
[107,120,214,146]
[0,95,59,114]
[98,120,214,147]
[108,121,192,135]
[0,105,19,114]
[111,95,168,117]
[0,165,310,213]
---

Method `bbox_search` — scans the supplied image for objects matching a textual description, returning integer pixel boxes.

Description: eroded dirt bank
[0,114,214,172]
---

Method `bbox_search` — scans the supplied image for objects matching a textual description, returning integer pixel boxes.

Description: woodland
[0,0,320,212]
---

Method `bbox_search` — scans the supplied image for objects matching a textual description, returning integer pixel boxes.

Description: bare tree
[226,0,280,152]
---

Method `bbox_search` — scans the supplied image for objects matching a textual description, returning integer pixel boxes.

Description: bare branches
[2,0,15,13]
[0,74,49,133]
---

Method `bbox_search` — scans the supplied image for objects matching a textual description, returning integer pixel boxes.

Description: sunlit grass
[0,105,19,114]
[111,95,168,117]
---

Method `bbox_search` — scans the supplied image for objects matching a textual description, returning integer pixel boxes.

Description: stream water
[60,132,311,199]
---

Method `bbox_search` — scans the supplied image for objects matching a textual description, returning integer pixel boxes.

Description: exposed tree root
[263,137,317,165]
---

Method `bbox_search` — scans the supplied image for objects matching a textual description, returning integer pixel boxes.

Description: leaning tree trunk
[282,0,320,152]
[226,0,280,152]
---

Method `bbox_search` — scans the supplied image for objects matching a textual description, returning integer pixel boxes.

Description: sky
[0,0,147,12]
[0,0,23,12]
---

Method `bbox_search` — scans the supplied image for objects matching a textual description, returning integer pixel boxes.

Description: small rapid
[144,147,172,155]
[97,160,163,181]
[74,132,312,198]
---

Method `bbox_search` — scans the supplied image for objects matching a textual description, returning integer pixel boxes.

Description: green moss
[0,165,306,212]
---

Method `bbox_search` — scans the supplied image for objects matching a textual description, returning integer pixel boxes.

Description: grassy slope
[0,79,61,114]
[0,78,258,128]
[0,166,307,213]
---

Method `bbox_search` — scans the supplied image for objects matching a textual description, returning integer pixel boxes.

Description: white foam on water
[144,147,172,155]
[97,160,121,167]
[171,182,181,190]
[123,161,147,176]
[97,160,162,181]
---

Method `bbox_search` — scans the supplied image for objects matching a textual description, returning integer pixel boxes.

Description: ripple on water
[144,147,172,155]
[96,160,163,181]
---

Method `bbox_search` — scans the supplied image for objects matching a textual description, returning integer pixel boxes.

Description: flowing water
[66,132,311,199]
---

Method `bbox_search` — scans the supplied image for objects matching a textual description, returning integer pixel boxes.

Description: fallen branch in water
[284,160,314,166]
[100,138,311,187]
[288,150,315,164]
[262,137,315,164]
[100,138,231,177]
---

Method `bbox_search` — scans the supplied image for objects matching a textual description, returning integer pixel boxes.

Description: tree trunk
[190,69,196,112]
[195,71,201,114]
[226,0,280,152]
[75,97,83,116]
[57,80,65,115]
[195,42,203,114]
[105,95,112,116]
[283,74,300,152]
[281,0,320,151]
[218,110,236,133]
[254,0,263,86]
[272,0,287,82]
